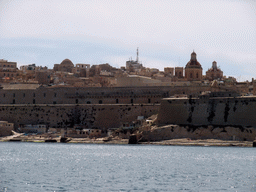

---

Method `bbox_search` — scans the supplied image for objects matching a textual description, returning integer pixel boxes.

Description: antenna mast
[136,47,139,63]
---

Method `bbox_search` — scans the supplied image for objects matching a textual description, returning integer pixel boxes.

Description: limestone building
[175,67,184,78]
[0,59,18,79]
[54,59,74,73]
[0,121,14,136]
[164,67,174,76]
[185,52,203,81]
[206,61,223,81]
[73,64,90,77]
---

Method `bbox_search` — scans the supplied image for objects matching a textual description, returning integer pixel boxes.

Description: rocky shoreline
[0,133,254,147]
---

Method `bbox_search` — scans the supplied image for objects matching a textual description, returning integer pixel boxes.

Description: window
[190,73,193,78]
[99,100,102,104]
[148,98,151,103]
[54,93,57,97]
[13,99,15,104]
[33,99,35,104]
[23,93,25,97]
[13,93,15,97]
[131,99,133,104]
[76,99,78,104]
[33,93,35,97]
[53,101,56,104]
[116,99,119,103]
[87,101,91,104]
[44,93,46,97]
[196,73,199,78]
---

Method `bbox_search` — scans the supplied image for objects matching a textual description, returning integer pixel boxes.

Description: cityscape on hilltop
[0,49,250,88]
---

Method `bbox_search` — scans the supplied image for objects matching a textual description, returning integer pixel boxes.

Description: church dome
[60,59,74,67]
[185,52,202,68]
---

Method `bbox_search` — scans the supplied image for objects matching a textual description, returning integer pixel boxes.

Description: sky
[0,0,255,81]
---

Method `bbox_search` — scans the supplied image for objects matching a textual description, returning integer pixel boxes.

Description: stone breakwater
[139,125,256,142]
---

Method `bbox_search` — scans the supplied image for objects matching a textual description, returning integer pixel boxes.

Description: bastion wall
[0,104,159,129]
[157,96,256,127]
[140,125,256,141]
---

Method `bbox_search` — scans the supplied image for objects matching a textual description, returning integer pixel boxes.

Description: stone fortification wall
[0,85,214,105]
[140,125,256,141]
[0,104,159,129]
[157,96,256,127]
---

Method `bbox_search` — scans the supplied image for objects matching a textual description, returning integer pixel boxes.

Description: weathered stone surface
[139,125,256,142]
[0,104,159,129]
[157,97,256,127]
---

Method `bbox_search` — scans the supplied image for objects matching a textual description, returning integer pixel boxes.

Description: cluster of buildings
[0,50,226,88]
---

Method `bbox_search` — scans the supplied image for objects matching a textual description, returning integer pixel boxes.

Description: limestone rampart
[0,104,159,129]
[140,125,256,141]
[157,96,256,127]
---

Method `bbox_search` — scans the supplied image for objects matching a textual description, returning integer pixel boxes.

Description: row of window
[3,93,57,98]
[2,73,15,77]
[0,65,16,68]
[9,98,152,104]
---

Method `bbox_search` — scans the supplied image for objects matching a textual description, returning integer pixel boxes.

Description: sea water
[0,142,255,192]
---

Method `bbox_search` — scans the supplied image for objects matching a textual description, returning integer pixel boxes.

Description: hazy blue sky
[0,0,255,81]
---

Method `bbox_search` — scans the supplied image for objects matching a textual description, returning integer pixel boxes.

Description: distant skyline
[0,0,255,81]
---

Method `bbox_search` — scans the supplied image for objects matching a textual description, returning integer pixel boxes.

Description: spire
[136,47,139,63]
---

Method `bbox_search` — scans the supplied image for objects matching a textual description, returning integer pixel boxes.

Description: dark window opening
[131,99,133,104]
[13,99,15,104]
[76,99,78,104]
[116,99,119,103]
[53,101,56,104]
[99,100,102,104]
[87,101,91,104]
[148,98,151,103]
[33,99,35,104]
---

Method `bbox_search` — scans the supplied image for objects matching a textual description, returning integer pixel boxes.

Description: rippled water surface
[0,142,255,191]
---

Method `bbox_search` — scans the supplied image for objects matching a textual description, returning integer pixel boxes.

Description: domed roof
[185,51,202,69]
[60,59,74,67]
